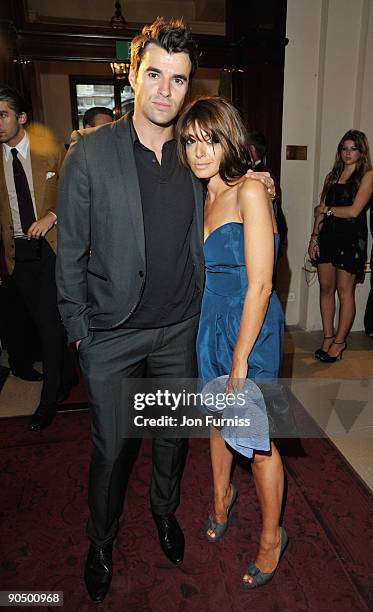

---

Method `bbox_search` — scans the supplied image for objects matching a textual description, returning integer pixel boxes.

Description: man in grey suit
[57,18,203,602]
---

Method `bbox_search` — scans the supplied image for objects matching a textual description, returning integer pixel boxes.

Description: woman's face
[340,139,361,166]
[185,123,223,180]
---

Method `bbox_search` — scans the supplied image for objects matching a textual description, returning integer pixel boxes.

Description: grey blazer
[56,115,205,344]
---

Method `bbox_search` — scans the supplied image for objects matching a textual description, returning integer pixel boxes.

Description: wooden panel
[225,0,288,179]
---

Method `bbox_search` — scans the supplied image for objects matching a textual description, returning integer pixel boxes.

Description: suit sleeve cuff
[63,317,90,345]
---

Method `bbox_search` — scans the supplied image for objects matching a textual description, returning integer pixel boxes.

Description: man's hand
[245,169,275,199]
[27,211,56,239]
[314,204,326,217]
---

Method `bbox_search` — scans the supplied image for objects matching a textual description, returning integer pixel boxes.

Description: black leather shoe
[11,366,43,382]
[84,541,113,603]
[28,404,57,431]
[153,514,185,565]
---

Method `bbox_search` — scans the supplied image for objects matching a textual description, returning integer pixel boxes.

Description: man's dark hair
[82,106,114,128]
[131,16,199,83]
[248,131,267,159]
[0,85,27,118]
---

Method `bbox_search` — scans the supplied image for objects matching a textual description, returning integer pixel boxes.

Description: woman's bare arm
[227,179,274,391]
[315,171,373,218]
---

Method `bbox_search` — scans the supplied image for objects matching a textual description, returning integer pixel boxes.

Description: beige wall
[37,61,111,144]
[39,73,71,143]
[281,0,373,330]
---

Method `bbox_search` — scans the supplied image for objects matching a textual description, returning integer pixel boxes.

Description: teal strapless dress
[197,222,284,380]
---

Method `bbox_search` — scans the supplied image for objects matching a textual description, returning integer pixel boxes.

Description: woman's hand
[226,360,248,394]
[308,238,319,261]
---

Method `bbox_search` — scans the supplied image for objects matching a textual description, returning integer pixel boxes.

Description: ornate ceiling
[24,0,226,35]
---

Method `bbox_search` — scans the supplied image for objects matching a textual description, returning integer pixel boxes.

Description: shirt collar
[128,113,138,145]
[129,113,175,149]
[3,131,29,162]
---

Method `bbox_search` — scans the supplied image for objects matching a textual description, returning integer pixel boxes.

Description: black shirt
[123,120,200,328]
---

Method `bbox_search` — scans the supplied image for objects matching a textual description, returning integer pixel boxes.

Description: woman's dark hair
[321,129,372,201]
[130,17,199,83]
[0,85,27,118]
[176,96,252,184]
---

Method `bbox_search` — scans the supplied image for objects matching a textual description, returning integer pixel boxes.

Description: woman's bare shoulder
[237,176,268,199]
[236,177,269,214]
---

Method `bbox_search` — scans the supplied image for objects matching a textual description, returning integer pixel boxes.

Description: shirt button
[139,270,144,277]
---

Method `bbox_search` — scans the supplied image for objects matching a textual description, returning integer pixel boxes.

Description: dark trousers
[0,273,41,368]
[78,315,199,546]
[12,238,75,405]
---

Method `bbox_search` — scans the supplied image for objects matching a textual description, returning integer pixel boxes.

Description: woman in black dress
[309,130,373,362]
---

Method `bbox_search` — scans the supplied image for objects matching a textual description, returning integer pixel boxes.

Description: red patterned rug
[1,404,372,611]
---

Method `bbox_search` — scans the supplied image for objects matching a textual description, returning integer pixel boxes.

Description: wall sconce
[110,41,131,89]
[110,61,130,87]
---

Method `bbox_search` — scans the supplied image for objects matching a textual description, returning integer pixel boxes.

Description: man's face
[129,43,191,127]
[90,113,113,128]
[249,144,259,164]
[0,101,26,146]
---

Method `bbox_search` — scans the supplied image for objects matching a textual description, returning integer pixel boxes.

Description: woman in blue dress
[176,96,287,588]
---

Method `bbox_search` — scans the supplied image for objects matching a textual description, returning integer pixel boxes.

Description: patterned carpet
[1,398,372,611]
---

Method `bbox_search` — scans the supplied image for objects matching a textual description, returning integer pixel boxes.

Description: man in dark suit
[0,239,42,380]
[248,130,268,173]
[57,18,203,603]
[248,130,287,257]
[0,86,76,430]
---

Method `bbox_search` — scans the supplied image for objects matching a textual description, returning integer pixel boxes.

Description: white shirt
[2,132,38,238]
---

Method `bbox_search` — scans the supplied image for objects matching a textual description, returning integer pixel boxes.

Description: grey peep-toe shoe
[243,526,289,589]
[205,483,238,543]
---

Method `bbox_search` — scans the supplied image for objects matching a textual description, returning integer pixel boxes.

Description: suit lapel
[0,148,13,228]
[29,134,46,217]
[113,118,145,263]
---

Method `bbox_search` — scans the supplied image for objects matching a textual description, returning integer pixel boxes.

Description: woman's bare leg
[243,442,284,584]
[318,263,337,351]
[207,427,234,538]
[327,268,356,357]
